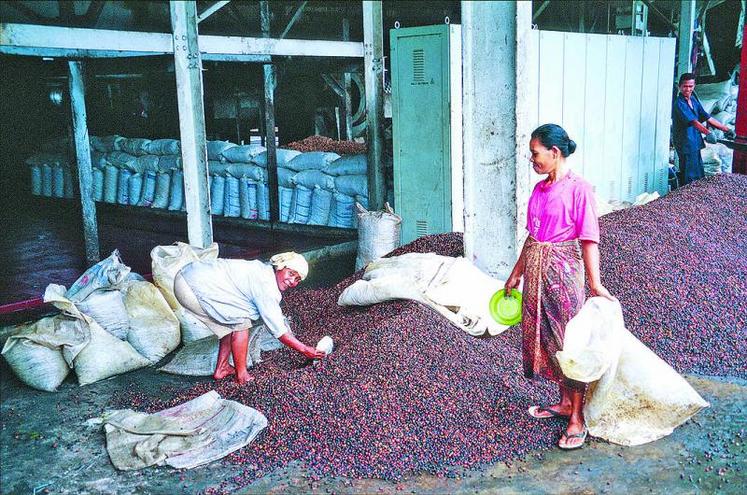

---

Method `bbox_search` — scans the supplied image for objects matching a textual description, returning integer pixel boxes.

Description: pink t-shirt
[526,171,600,243]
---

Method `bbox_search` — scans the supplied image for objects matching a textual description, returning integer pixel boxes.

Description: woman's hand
[504,272,522,295]
[590,284,616,301]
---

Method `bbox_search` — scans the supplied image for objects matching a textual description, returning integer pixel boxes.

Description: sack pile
[1,252,179,391]
[27,135,370,229]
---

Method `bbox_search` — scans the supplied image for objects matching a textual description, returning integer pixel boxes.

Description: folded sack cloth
[103,391,267,470]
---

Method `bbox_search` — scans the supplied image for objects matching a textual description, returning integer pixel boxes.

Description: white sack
[355,202,401,270]
[324,154,367,176]
[221,144,266,163]
[122,280,180,363]
[175,307,214,344]
[1,315,89,392]
[76,289,131,340]
[286,151,340,172]
[45,285,151,386]
[150,242,220,310]
[338,254,510,337]
[66,250,131,302]
[558,298,710,446]
[252,149,301,167]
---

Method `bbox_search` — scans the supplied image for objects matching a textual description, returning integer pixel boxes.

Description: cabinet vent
[416,220,429,237]
[412,49,425,83]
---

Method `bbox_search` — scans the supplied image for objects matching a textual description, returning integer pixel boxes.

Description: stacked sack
[27,135,369,229]
[696,78,738,175]
[1,251,180,391]
[27,152,75,199]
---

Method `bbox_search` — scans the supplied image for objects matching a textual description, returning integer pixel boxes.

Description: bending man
[174,251,326,384]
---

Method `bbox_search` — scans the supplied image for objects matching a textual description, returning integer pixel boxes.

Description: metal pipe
[677,0,696,77]
[197,1,231,24]
[280,1,308,39]
[363,0,385,211]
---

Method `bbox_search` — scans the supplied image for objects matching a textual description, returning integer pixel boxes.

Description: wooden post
[261,0,280,223]
[67,60,100,264]
[170,1,213,247]
[363,0,385,210]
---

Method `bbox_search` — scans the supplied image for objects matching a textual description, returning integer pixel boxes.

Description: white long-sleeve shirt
[179,259,288,338]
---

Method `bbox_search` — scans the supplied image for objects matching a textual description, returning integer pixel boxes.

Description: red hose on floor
[0,273,154,315]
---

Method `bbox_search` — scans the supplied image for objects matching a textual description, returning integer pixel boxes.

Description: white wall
[461,24,676,279]
[526,31,676,202]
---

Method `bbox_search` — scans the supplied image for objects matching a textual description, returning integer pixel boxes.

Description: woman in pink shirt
[504,124,614,450]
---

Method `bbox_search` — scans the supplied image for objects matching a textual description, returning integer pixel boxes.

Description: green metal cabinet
[390,24,462,244]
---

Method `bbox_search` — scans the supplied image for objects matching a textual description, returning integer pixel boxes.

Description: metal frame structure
[0,1,384,254]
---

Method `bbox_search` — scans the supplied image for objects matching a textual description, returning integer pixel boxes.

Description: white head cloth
[270,251,309,281]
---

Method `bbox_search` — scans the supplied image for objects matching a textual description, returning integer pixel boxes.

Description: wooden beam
[0,23,365,58]
[533,1,550,22]
[198,1,231,24]
[363,1,385,210]
[280,1,308,40]
[170,1,213,248]
[67,61,100,265]
[261,1,280,223]
[82,1,106,28]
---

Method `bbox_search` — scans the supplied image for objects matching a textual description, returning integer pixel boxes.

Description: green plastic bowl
[489,289,523,326]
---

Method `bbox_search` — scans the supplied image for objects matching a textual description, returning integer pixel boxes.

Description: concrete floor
[1,361,744,494]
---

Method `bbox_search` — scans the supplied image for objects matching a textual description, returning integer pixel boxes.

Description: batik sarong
[521,237,586,391]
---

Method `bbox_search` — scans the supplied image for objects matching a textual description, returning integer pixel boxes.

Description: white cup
[315,335,334,356]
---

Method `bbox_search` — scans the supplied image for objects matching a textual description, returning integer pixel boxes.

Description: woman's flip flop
[527,405,569,419]
[558,427,588,450]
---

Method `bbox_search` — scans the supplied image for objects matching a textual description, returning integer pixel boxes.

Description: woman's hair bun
[567,139,577,155]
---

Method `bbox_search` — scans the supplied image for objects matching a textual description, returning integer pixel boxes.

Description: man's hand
[725,128,736,140]
[705,132,718,144]
[279,333,326,360]
[301,346,327,360]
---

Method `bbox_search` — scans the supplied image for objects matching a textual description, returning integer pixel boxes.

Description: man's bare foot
[235,371,254,385]
[213,364,236,380]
